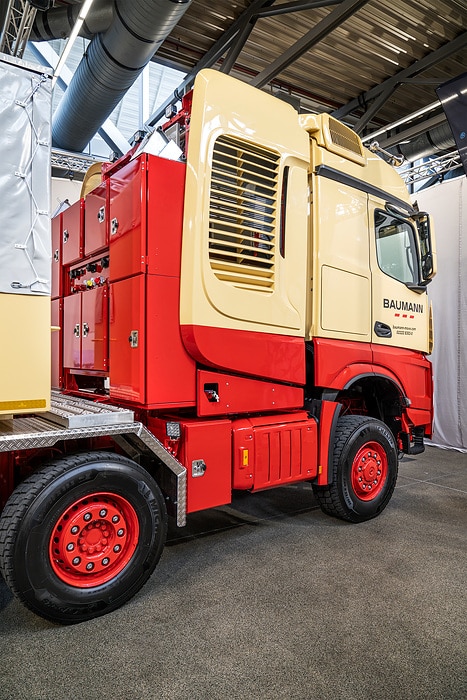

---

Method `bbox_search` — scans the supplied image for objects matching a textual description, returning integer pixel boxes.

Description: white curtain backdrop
[415,176,467,452]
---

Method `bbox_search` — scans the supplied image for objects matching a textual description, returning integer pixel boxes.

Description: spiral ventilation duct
[52,0,192,153]
[30,0,113,41]
[389,121,455,162]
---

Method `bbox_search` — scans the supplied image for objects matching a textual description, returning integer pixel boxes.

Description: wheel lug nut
[117,528,124,537]
[102,558,110,566]
[112,515,120,523]
[66,543,74,551]
[83,513,92,522]
[362,484,366,489]
[99,509,107,518]
[86,563,94,571]
[114,545,121,553]
[374,479,378,484]
[377,470,381,476]
[358,477,362,482]
[72,557,81,566]
[377,460,381,465]
[71,526,79,535]
[358,466,362,472]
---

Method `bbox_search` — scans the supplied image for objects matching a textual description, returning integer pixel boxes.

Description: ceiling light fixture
[52,0,96,89]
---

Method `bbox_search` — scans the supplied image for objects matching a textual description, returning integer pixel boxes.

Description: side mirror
[415,213,436,283]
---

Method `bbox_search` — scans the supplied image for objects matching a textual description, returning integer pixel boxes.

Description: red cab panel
[109,275,146,403]
[182,325,306,385]
[62,199,84,265]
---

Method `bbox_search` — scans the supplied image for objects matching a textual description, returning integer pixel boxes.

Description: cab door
[368,195,430,354]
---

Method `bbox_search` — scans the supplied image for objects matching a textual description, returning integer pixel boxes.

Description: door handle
[374,321,392,338]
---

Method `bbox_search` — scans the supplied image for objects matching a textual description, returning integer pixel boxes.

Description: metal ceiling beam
[250,0,370,89]
[144,0,275,129]
[255,0,342,18]
[353,84,397,134]
[332,30,467,120]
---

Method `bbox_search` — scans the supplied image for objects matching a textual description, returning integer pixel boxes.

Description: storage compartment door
[62,199,84,265]
[51,298,62,389]
[109,276,146,403]
[63,293,81,369]
[84,182,108,256]
[51,214,62,299]
[81,286,108,371]
[109,157,146,282]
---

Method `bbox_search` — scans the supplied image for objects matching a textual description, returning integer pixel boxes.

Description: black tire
[312,416,398,523]
[0,451,167,624]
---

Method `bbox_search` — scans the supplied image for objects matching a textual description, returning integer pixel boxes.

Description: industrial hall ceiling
[1,0,466,162]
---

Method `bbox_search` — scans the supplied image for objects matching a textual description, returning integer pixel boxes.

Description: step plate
[45,392,134,428]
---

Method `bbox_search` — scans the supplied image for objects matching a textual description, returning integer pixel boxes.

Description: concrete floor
[0,445,466,700]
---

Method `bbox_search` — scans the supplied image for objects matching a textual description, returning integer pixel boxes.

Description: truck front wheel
[0,452,167,624]
[313,416,398,523]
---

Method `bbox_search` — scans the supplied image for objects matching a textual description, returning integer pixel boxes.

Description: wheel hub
[49,493,139,587]
[351,442,388,501]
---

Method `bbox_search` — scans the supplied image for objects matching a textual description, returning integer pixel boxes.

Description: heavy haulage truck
[0,56,436,624]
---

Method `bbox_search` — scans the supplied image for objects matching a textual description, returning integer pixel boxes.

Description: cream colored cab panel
[0,293,51,414]
[181,69,309,336]
[369,197,430,353]
[312,172,371,342]
[321,266,370,336]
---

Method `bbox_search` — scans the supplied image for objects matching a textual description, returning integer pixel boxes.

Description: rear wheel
[313,416,398,523]
[0,452,167,624]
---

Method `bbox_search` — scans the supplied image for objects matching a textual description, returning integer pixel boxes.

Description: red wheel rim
[49,492,139,588]
[351,441,388,501]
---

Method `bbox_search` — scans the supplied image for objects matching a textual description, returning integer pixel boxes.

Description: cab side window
[375,210,419,285]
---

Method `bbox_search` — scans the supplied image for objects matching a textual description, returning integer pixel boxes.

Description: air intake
[328,116,364,157]
[208,135,280,292]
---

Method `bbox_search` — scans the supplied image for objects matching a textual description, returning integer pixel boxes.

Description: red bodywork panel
[149,416,232,514]
[232,412,318,491]
[197,369,303,417]
[182,325,306,385]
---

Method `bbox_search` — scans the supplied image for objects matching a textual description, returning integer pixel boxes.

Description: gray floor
[0,445,466,700]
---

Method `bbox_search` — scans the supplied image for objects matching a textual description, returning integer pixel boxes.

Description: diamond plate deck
[0,392,187,526]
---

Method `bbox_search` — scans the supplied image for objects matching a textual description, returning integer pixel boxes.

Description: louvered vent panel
[209,135,280,292]
[328,116,364,157]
